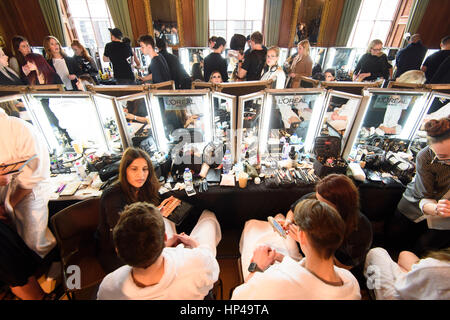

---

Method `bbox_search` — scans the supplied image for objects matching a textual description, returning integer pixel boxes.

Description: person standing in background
[137,35,170,84]
[204,36,228,83]
[155,37,191,89]
[237,31,266,81]
[288,39,313,88]
[421,35,450,83]
[43,36,81,90]
[9,36,31,78]
[103,28,136,85]
[394,34,427,79]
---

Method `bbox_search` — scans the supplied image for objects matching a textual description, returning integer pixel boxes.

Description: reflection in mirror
[0,97,30,122]
[324,48,365,80]
[93,95,124,153]
[151,94,212,163]
[295,0,324,45]
[117,97,152,149]
[410,93,450,157]
[319,93,361,150]
[240,96,263,163]
[27,94,107,156]
[151,0,179,46]
[212,94,234,157]
[179,48,209,79]
[262,92,323,160]
[347,91,429,161]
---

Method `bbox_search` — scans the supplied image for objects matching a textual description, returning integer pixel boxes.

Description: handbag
[165,200,194,226]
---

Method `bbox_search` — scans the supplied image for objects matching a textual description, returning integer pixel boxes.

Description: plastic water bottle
[222,150,232,174]
[74,161,87,181]
[183,168,194,192]
[282,142,290,160]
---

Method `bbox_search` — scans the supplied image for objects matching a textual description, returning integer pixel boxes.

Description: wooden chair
[50,197,105,300]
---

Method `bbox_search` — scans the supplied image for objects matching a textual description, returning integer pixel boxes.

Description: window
[65,0,114,69]
[347,0,400,48]
[209,0,265,45]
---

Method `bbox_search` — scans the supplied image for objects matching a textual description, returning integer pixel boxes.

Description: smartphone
[268,216,286,238]
[185,186,197,197]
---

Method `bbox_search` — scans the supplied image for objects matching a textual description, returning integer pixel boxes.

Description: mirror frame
[144,0,185,48]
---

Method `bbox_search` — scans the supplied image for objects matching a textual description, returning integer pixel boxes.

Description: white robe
[0,109,56,258]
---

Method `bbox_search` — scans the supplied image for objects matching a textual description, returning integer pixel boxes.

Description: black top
[354,53,392,81]
[103,41,134,80]
[394,42,427,79]
[290,192,373,268]
[159,49,191,88]
[204,52,229,82]
[429,56,450,84]
[149,54,171,84]
[0,69,27,85]
[74,55,98,77]
[47,56,82,90]
[422,50,450,83]
[242,49,266,81]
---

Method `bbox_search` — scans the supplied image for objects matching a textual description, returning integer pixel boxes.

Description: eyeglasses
[431,155,450,165]
[430,147,450,165]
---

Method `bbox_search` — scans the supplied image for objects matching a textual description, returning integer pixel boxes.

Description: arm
[237,52,248,80]
[397,251,420,273]
[245,245,277,282]
[221,58,229,82]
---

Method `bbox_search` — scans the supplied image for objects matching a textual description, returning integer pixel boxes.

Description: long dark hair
[118,147,160,205]
[316,174,359,237]
[11,35,29,67]
[25,53,57,85]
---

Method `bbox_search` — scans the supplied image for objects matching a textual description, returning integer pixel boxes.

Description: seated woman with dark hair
[238,174,373,281]
[24,53,63,86]
[96,147,219,274]
[0,48,27,85]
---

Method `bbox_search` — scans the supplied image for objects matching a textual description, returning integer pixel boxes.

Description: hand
[125,113,134,120]
[22,64,30,76]
[355,72,371,82]
[289,73,296,79]
[0,174,12,186]
[251,245,277,271]
[165,234,182,247]
[69,74,77,81]
[379,125,396,134]
[237,52,244,61]
[282,210,295,230]
[175,232,199,248]
[436,199,450,217]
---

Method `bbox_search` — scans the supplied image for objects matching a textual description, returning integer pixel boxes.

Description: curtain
[402,0,429,47]
[264,0,282,47]
[335,0,363,47]
[39,0,67,46]
[106,0,135,41]
[195,0,209,47]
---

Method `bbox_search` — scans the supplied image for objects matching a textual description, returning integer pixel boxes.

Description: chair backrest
[50,197,101,262]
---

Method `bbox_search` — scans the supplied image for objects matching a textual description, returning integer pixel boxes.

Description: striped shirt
[398,145,450,221]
